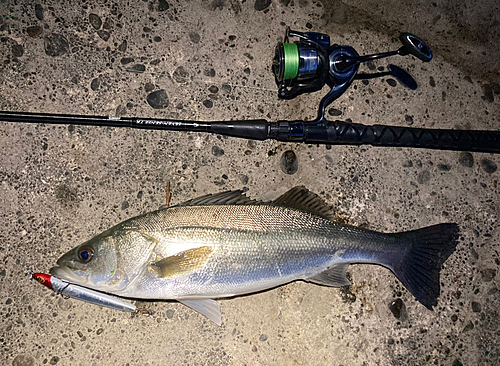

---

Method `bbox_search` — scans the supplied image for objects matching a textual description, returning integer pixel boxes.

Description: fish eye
[77,245,94,263]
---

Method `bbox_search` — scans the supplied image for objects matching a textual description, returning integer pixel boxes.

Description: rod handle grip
[275,120,500,153]
[328,121,500,153]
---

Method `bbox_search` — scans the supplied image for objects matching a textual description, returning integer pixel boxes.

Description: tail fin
[389,223,459,310]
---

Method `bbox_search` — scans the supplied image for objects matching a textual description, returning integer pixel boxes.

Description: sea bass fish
[50,187,459,325]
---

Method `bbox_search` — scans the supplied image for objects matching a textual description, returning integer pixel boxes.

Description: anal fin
[307,263,351,287]
[178,299,222,326]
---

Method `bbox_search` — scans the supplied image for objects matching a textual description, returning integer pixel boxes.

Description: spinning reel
[273,28,433,121]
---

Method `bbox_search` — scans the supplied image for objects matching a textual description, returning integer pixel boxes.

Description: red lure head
[31,273,54,290]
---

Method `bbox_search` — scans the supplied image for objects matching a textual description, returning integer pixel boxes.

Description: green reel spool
[281,43,299,80]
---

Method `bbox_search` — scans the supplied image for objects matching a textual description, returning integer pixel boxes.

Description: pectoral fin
[152,246,214,278]
[307,263,351,287]
[178,299,222,326]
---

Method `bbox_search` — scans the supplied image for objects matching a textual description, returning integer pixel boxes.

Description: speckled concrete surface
[1,1,499,365]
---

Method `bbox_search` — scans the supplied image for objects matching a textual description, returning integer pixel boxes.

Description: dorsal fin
[174,190,260,207]
[173,187,335,221]
[269,186,336,221]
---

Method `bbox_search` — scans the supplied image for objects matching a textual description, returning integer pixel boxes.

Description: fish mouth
[49,265,89,285]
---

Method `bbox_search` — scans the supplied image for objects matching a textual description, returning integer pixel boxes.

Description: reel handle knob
[398,33,433,62]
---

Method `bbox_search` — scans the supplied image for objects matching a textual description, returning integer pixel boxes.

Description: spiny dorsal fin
[270,186,336,221]
[172,187,335,221]
[151,246,214,278]
[174,190,260,207]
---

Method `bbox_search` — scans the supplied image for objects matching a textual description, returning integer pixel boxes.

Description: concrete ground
[1,0,499,365]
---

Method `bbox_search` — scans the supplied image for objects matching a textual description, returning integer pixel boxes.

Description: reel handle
[338,33,432,69]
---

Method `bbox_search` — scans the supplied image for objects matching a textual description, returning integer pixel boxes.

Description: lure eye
[77,245,94,263]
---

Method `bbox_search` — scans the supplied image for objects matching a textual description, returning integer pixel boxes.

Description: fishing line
[124,68,277,93]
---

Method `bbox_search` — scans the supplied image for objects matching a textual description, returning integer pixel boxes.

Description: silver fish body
[50,187,459,325]
[117,205,393,299]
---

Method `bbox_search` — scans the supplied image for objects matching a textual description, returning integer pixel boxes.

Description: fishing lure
[31,272,142,313]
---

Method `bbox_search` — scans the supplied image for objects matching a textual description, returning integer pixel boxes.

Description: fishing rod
[1,28,499,153]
